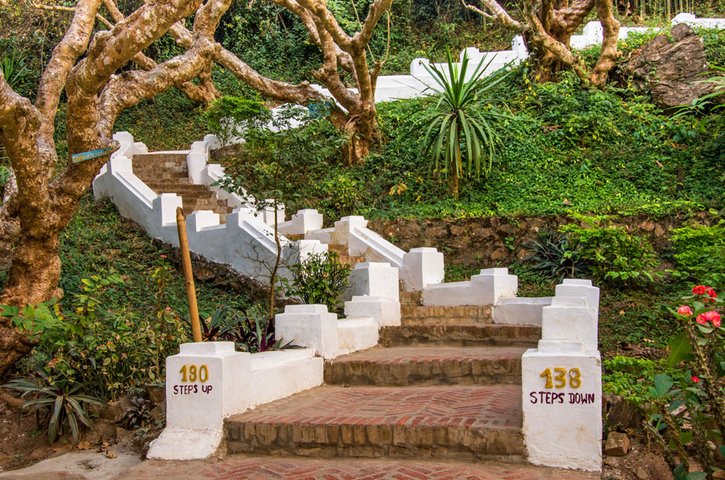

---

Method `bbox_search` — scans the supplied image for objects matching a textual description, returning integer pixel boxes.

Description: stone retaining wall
[369,212,713,268]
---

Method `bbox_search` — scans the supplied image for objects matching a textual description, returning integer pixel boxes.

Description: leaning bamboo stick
[176,207,202,342]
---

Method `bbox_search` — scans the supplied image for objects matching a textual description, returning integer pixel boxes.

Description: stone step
[401,304,493,326]
[399,290,422,305]
[225,384,525,461]
[327,243,366,266]
[324,345,526,386]
[380,324,540,347]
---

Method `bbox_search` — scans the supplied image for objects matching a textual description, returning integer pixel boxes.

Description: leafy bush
[285,251,351,312]
[3,372,104,445]
[603,356,663,404]
[318,174,362,219]
[201,304,291,352]
[560,215,660,286]
[203,96,270,146]
[3,271,189,400]
[670,222,725,286]
[525,230,590,281]
[643,285,724,479]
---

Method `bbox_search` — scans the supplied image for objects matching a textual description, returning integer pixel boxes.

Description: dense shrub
[670,222,725,286]
[560,215,660,286]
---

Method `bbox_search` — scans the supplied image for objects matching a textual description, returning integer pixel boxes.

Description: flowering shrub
[644,285,724,480]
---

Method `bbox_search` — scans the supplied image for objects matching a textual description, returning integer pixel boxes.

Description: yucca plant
[418,50,510,198]
[4,372,104,445]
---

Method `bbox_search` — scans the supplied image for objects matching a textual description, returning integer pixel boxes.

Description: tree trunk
[0,235,62,307]
[331,101,379,165]
[0,234,62,376]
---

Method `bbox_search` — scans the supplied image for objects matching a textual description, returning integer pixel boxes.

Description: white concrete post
[522,291,602,472]
[332,216,368,250]
[402,247,444,291]
[471,268,518,305]
[410,58,431,77]
[187,210,221,231]
[344,295,401,327]
[555,279,600,316]
[107,155,133,174]
[147,342,250,460]
[278,209,324,236]
[203,134,221,150]
[153,193,183,228]
[187,141,208,184]
[262,201,285,226]
[348,262,400,300]
[275,305,339,359]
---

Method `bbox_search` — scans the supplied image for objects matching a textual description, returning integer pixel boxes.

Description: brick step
[137,176,190,185]
[123,455,600,479]
[399,290,422,305]
[336,254,366,266]
[324,345,526,386]
[225,385,525,461]
[133,153,188,163]
[134,162,188,171]
[145,184,211,193]
[380,324,540,347]
[401,304,493,326]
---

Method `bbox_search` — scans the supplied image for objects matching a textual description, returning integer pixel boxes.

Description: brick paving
[379,324,540,347]
[225,385,524,459]
[121,456,600,479]
[400,304,493,326]
[324,345,527,385]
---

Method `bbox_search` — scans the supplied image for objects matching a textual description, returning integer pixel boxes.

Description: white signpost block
[147,342,250,460]
[522,291,602,472]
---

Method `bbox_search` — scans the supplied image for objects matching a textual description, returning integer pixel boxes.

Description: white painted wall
[522,280,602,472]
[93,133,328,285]
[148,342,323,460]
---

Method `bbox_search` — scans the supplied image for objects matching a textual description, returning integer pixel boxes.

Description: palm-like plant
[4,372,104,445]
[419,50,510,198]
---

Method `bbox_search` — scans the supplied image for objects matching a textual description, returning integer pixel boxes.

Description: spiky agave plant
[4,371,104,445]
[418,50,510,198]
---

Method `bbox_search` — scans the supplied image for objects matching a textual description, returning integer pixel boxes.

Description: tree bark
[463,0,619,85]
[0,0,234,376]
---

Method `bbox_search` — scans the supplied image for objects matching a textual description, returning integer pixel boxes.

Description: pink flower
[692,376,700,384]
[692,285,706,295]
[677,305,693,316]
[160,254,168,259]
[697,311,721,327]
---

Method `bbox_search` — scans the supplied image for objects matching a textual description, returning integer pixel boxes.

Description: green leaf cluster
[285,251,352,313]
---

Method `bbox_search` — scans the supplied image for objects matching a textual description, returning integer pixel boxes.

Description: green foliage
[560,215,660,286]
[318,174,362,218]
[603,356,665,403]
[217,108,347,215]
[119,396,154,430]
[285,251,352,312]
[670,222,725,286]
[8,271,188,400]
[643,286,724,478]
[203,96,270,146]
[201,305,291,352]
[3,372,104,445]
[525,230,589,282]
[417,50,509,197]
[0,44,34,97]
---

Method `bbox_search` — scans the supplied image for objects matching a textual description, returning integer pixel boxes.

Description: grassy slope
[59,196,253,325]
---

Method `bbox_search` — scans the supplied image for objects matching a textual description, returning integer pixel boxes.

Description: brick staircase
[225,272,543,464]
[132,152,234,222]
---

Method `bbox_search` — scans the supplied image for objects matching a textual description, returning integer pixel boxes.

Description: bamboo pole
[176,207,202,342]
